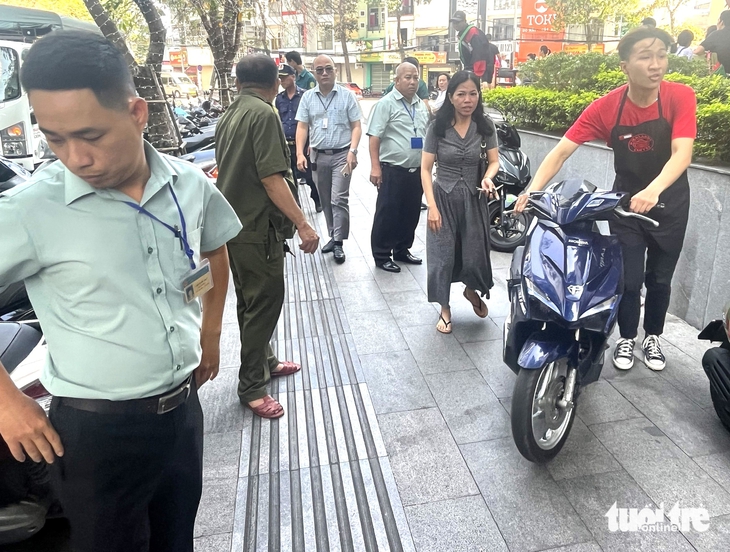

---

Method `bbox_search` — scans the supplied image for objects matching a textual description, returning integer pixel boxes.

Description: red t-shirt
[565,81,697,147]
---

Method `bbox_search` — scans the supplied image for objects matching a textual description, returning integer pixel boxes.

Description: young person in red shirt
[515,26,696,372]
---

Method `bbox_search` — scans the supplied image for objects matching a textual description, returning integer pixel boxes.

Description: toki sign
[520,0,563,39]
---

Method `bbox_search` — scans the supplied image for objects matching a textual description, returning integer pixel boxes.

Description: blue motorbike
[503,179,658,463]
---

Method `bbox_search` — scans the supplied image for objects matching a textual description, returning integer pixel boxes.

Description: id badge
[322,117,329,129]
[411,136,424,149]
[182,258,213,303]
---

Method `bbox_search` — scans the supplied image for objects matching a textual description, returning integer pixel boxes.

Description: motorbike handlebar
[615,206,659,227]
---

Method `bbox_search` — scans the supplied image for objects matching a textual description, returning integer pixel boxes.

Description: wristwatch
[349,148,358,155]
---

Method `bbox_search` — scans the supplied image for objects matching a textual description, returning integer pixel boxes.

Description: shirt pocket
[330,108,349,126]
[172,227,202,283]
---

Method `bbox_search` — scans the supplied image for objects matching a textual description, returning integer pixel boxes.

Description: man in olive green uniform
[216,56,319,419]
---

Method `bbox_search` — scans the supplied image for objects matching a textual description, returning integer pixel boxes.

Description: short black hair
[20,30,135,111]
[677,29,694,47]
[617,26,672,61]
[285,51,302,65]
[236,55,278,89]
[720,10,730,26]
[403,56,420,68]
[641,17,657,27]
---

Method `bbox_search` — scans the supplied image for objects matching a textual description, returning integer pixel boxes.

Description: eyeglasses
[315,66,335,75]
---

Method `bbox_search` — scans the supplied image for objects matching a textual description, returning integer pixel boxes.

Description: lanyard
[316,91,336,113]
[400,99,418,136]
[124,185,196,270]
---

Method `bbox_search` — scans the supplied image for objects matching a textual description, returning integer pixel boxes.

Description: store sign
[358,52,402,63]
[169,48,188,67]
[412,51,448,65]
[520,0,564,41]
[564,43,605,54]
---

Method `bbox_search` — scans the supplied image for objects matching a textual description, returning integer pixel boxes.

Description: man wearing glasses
[296,55,362,264]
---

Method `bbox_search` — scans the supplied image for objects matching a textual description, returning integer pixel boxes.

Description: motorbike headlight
[525,278,560,314]
[579,296,618,319]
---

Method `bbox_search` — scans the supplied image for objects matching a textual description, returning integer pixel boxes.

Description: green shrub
[484,86,730,163]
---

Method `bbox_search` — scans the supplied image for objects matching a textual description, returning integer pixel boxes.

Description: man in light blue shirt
[295,54,362,263]
[0,31,241,552]
[368,62,429,272]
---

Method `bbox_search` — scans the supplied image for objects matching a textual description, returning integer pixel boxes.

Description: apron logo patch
[628,134,654,153]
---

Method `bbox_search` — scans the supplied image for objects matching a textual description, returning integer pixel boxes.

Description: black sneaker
[613,338,635,370]
[642,335,666,371]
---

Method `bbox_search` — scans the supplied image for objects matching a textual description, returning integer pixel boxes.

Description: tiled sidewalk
[193,120,730,552]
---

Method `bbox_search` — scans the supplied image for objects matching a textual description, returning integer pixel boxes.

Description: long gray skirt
[427,180,493,306]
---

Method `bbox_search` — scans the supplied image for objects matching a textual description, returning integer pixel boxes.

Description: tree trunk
[82,0,135,67]
[341,35,353,82]
[396,12,404,57]
[133,0,166,70]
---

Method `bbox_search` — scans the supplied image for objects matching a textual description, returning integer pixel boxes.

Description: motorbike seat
[0,323,42,375]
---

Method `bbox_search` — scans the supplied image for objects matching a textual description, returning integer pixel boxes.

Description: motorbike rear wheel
[511,360,576,463]
[488,200,528,252]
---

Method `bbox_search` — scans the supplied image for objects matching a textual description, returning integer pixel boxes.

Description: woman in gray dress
[421,71,500,333]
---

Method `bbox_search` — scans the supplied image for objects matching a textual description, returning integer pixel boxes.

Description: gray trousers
[312,149,351,241]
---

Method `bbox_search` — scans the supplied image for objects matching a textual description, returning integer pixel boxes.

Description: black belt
[312,146,350,155]
[286,140,296,146]
[381,162,420,173]
[56,375,193,415]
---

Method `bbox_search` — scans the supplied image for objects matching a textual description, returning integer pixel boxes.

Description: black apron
[609,89,690,249]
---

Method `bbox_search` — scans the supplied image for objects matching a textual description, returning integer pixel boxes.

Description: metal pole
[478,0,487,32]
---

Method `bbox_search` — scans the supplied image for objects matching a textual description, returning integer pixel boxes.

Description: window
[492,18,513,41]
[317,24,333,50]
[360,23,365,28]
[401,0,413,16]
[0,47,20,102]
[493,0,519,10]
[400,28,408,46]
[368,7,380,30]
[360,10,365,16]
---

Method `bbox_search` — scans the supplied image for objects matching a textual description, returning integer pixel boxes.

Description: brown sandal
[463,289,488,318]
[248,396,284,419]
[271,361,301,377]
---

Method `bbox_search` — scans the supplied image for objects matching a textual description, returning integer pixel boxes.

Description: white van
[160,72,200,99]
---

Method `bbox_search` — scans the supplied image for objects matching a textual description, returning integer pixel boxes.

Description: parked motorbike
[503,179,658,463]
[698,304,730,431]
[0,157,56,545]
[180,143,217,181]
[488,116,531,252]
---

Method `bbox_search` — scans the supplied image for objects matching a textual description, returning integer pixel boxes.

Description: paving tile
[404,495,508,552]
[193,533,232,552]
[372,265,423,293]
[349,310,409,355]
[546,418,622,481]
[460,438,592,552]
[694,451,730,495]
[194,477,238,538]
[197,369,248,434]
[378,408,479,505]
[590,418,730,517]
[462,339,517,398]
[611,377,730,457]
[451,316,502,345]
[682,512,730,551]
[337,280,388,313]
[424,369,510,444]
[576,380,645,427]
[662,315,713,363]
[558,470,696,552]
[219,322,240,368]
[381,290,439,329]
[538,544,604,552]
[400,324,476,375]
[330,255,375,283]
[657,339,714,410]
[203,431,242,481]
[359,350,435,414]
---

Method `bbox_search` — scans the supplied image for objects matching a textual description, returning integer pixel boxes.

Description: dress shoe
[394,252,422,265]
[377,260,401,273]
[333,244,346,264]
[322,239,335,253]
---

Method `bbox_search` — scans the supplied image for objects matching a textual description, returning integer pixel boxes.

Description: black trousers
[49,384,204,552]
[288,144,319,205]
[370,163,423,264]
[614,223,684,339]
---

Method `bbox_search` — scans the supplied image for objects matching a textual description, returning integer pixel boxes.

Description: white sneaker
[613,338,635,370]
[642,335,666,371]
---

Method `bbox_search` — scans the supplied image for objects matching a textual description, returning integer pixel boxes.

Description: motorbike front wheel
[511,360,576,463]
[488,200,528,252]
